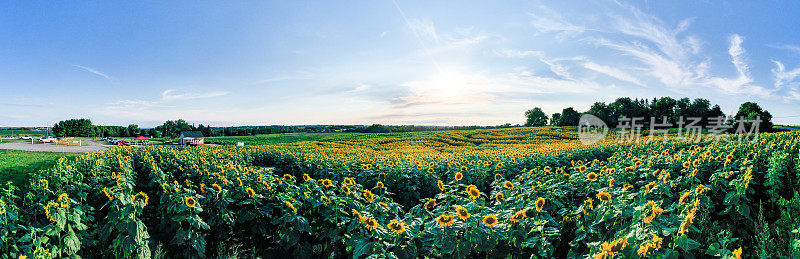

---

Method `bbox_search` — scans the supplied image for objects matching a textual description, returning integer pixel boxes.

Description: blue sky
[2,1,800,127]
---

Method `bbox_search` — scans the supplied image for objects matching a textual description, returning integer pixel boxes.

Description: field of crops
[1,127,798,258]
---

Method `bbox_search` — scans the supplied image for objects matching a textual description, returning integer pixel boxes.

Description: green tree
[127,124,140,137]
[649,97,677,124]
[52,119,94,137]
[586,102,612,126]
[735,102,773,133]
[557,107,581,126]
[524,107,548,127]
[550,113,561,126]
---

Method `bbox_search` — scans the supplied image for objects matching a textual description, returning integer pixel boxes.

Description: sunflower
[388,219,406,234]
[102,187,114,201]
[679,192,690,204]
[645,181,657,192]
[58,193,69,208]
[682,161,691,168]
[0,199,6,215]
[363,190,375,202]
[495,193,505,203]
[38,179,49,189]
[600,238,627,257]
[321,196,331,204]
[351,209,364,221]
[424,199,437,211]
[236,178,243,187]
[285,201,297,213]
[427,168,435,174]
[364,217,380,231]
[466,185,481,200]
[456,206,470,220]
[376,181,384,189]
[134,192,149,207]
[283,174,292,182]
[731,247,742,259]
[579,165,587,173]
[494,174,502,181]
[482,214,498,227]
[535,197,546,211]
[437,180,445,191]
[587,172,597,181]
[212,183,222,194]
[436,214,456,227]
[455,172,464,181]
[303,174,312,182]
[460,166,467,172]
[509,209,527,223]
[343,177,355,186]
[503,181,514,190]
[322,179,334,188]
[340,184,351,195]
[596,192,611,203]
[246,187,255,197]
[185,197,197,208]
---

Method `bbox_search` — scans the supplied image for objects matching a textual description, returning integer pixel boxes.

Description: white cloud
[529,7,587,39]
[407,18,438,42]
[349,84,372,93]
[73,65,113,81]
[583,61,645,86]
[772,60,800,88]
[160,89,229,102]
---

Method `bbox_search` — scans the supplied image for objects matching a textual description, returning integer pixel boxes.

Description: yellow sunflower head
[466,185,481,200]
[436,214,455,227]
[495,193,505,203]
[456,206,470,220]
[185,196,197,208]
[509,209,527,223]
[503,181,514,190]
[596,192,612,203]
[388,219,406,234]
[482,214,498,227]
[535,197,546,211]
[424,199,437,211]
[363,190,375,202]
[364,217,380,231]
[587,172,598,181]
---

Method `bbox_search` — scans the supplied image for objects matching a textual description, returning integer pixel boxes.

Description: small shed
[179,131,204,145]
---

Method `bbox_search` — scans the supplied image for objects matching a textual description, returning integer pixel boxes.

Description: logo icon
[578,114,608,145]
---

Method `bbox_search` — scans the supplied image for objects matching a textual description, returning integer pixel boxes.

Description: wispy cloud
[161,89,229,102]
[407,18,438,42]
[73,65,113,81]
[529,6,588,39]
[583,61,645,86]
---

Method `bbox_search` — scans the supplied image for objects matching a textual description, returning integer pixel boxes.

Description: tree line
[525,97,774,132]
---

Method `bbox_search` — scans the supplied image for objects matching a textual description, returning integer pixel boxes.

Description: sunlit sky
[2,1,800,127]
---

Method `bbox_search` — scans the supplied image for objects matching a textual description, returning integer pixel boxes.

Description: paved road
[0,139,109,153]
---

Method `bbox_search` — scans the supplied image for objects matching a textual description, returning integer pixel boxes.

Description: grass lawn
[0,149,81,185]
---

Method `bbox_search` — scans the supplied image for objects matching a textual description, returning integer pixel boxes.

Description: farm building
[178,131,204,145]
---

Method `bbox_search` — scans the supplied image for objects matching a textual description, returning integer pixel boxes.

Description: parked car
[18,135,32,140]
[38,136,56,143]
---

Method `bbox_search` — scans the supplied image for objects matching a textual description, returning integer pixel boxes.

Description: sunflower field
[1,127,799,258]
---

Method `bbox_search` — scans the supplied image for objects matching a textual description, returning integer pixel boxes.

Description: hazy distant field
[204,131,431,145]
